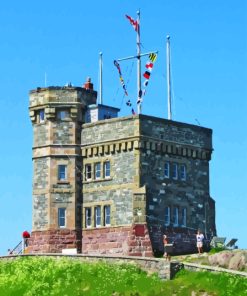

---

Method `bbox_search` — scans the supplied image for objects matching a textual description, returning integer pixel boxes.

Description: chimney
[83,77,94,90]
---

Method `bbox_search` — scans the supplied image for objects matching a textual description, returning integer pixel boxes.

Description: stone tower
[28,80,96,253]
[27,79,216,256]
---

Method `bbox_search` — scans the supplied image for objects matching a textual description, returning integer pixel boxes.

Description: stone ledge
[183,262,247,278]
[0,254,173,280]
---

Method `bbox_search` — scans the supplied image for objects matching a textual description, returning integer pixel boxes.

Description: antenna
[45,72,47,87]
[99,52,103,104]
[166,35,172,120]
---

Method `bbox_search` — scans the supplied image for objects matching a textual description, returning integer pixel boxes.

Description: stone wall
[82,149,137,226]
[137,116,216,254]
[139,115,212,150]
[28,229,82,253]
[82,224,153,257]
[52,121,74,144]
[80,114,216,256]
[81,116,140,228]
[33,124,49,147]
[32,158,49,230]
[0,254,180,280]
[29,86,96,252]
[81,116,139,146]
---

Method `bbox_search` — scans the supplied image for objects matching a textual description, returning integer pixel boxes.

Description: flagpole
[99,52,103,104]
[137,10,141,114]
[166,35,172,120]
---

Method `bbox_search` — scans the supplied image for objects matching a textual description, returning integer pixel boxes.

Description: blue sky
[0,0,246,255]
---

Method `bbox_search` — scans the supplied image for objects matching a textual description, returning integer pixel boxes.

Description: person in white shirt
[196,230,204,254]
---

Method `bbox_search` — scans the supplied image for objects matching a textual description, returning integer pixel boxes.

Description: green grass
[209,247,226,254]
[0,257,246,296]
[169,269,247,296]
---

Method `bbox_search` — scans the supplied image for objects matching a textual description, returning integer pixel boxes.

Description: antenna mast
[99,52,103,104]
[137,10,141,114]
[166,35,172,120]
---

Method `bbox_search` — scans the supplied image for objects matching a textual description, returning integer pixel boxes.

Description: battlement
[29,86,97,107]
[29,83,97,124]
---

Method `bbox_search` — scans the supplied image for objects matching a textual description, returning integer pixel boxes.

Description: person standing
[163,235,171,261]
[196,230,204,254]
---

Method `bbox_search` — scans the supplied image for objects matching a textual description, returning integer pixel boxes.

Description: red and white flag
[145,62,153,70]
[125,15,139,32]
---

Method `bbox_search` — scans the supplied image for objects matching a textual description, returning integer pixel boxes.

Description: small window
[172,163,178,180]
[104,205,111,226]
[104,161,111,178]
[104,114,111,119]
[173,207,179,226]
[164,162,170,178]
[180,165,186,181]
[85,164,92,181]
[58,208,66,228]
[95,206,101,227]
[95,162,101,179]
[164,206,170,226]
[58,165,67,181]
[181,207,187,227]
[85,207,92,228]
[38,109,45,123]
[57,110,69,120]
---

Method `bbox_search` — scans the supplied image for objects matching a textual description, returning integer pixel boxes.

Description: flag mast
[137,10,142,115]
[116,12,157,115]
[166,35,172,120]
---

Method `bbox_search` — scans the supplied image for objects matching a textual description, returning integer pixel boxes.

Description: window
[164,206,170,226]
[181,207,187,227]
[173,207,179,226]
[104,161,111,178]
[164,162,170,178]
[95,206,101,227]
[104,205,111,226]
[85,164,92,180]
[95,162,101,179]
[38,109,45,123]
[57,110,69,120]
[180,165,186,181]
[85,207,92,228]
[58,208,66,227]
[172,163,178,180]
[58,165,67,181]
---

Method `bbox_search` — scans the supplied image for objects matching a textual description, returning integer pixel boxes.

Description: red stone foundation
[82,224,153,257]
[27,229,82,253]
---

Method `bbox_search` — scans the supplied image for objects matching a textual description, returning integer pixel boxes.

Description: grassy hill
[0,256,246,295]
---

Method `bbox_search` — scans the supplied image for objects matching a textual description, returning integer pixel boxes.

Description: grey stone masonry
[81,116,139,146]
[139,115,212,150]
[29,81,216,256]
[29,85,96,235]
[81,113,216,255]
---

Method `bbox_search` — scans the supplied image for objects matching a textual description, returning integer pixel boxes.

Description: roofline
[83,113,212,134]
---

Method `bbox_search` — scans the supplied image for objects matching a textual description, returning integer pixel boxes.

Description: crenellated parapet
[29,86,97,123]
[81,138,211,161]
